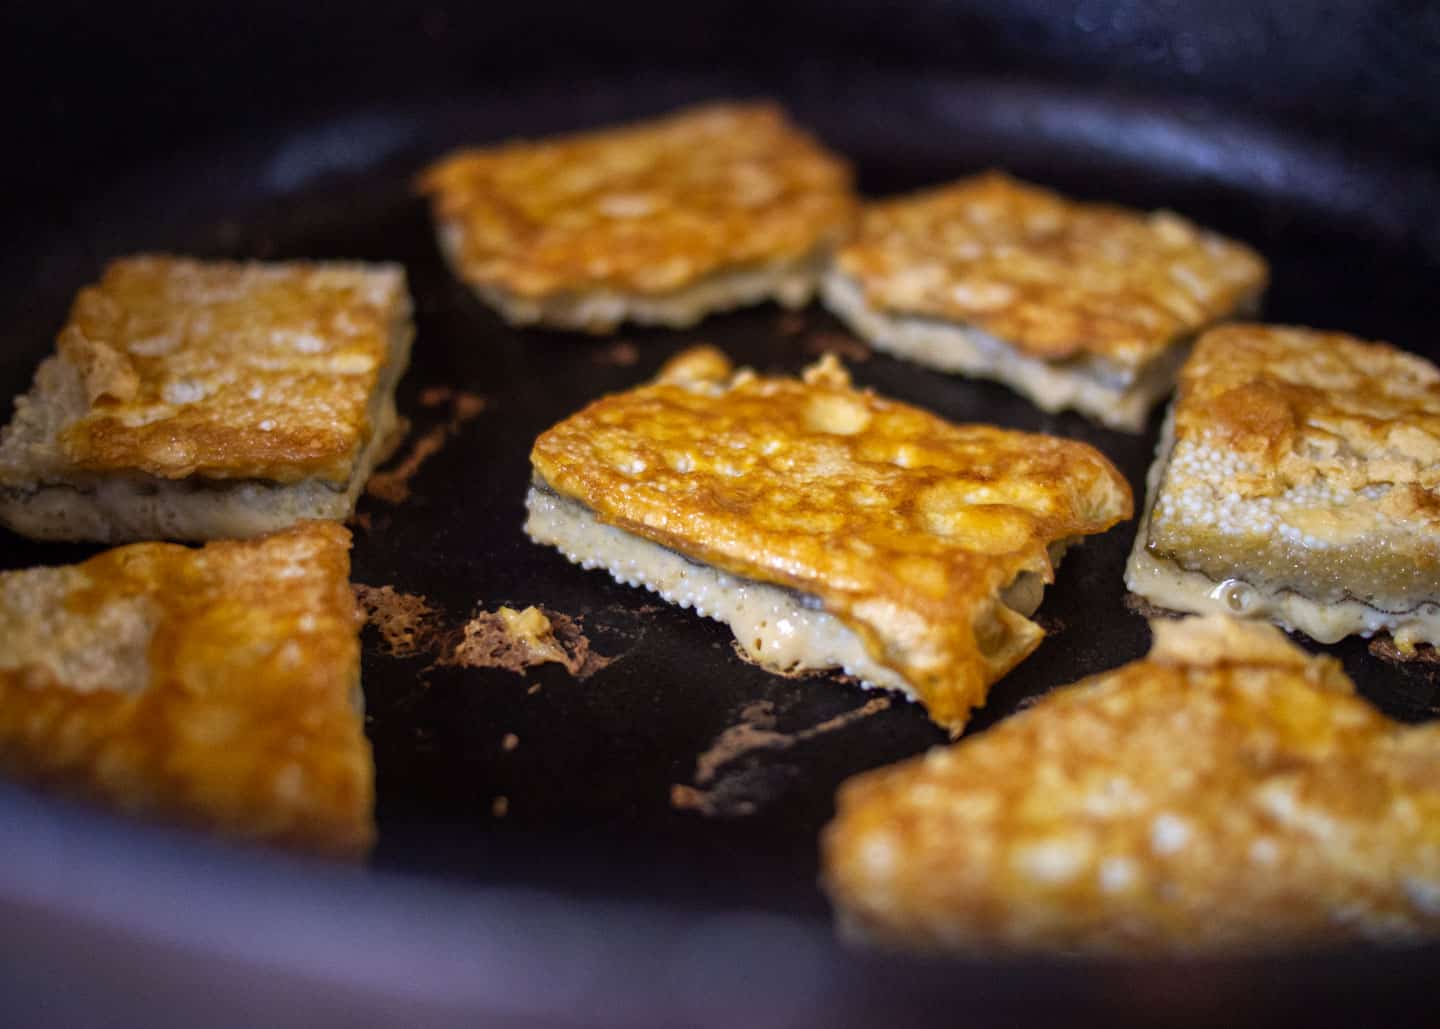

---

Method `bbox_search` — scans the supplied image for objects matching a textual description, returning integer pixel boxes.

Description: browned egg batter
[1128,323,1440,649]
[528,346,1131,733]
[30,256,409,482]
[833,171,1267,368]
[0,256,414,542]
[0,522,373,858]
[823,615,1440,954]
[419,103,856,300]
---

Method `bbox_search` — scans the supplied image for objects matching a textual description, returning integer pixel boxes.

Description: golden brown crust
[530,348,1131,733]
[1145,325,1440,610]
[822,615,1440,955]
[0,521,373,858]
[834,172,1267,367]
[40,256,410,483]
[418,102,856,299]
[1176,324,1440,503]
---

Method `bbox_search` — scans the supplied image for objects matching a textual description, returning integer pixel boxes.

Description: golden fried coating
[823,615,1440,954]
[530,347,1131,733]
[1167,324,1440,523]
[832,172,1267,368]
[1128,324,1440,648]
[4,255,411,484]
[0,521,373,858]
[418,103,855,327]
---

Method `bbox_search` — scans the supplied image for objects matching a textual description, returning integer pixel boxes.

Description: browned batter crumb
[1033,614,1066,635]
[803,697,893,735]
[365,426,447,503]
[544,610,616,677]
[670,784,707,810]
[451,391,486,422]
[674,696,892,815]
[802,332,872,363]
[501,732,520,752]
[355,581,618,679]
[694,701,790,784]
[1124,592,1185,620]
[1370,636,1440,665]
[352,583,444,657]
[491,795,509,818]
[593,340,640,367]
[669,781,758,818]
[366,390,486,503]
[775,312,807,336]
[444,605,614,678]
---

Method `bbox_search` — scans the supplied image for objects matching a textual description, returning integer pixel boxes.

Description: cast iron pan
[3,68,1440,1027]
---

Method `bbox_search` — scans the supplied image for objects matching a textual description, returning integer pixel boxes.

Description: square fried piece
[1126,324,1440,650]
[525,346,1131,734]
[0,521,372,858]
[823,615,1440,954]
[418,102,856,333]
[822,172,1268,431]
[0,256,413,542]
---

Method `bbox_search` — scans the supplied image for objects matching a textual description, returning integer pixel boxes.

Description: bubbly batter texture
[1127,324,1440,649]
[0,256,412,540]
[419,103,856,331]
[824,172,1267,429]
[528,347,1131,733]
[823,615,1440,954]
[0,522,373,858]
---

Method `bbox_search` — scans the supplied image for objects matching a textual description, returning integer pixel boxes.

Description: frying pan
[2,2,1439,1025]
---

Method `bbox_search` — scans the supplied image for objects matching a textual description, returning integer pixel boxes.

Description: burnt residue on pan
[1369,637,1440,666]
[444,606,615,678]
[774,311,807,336]
[801,331,872,363]
[366,387,486,503]
[672,696,892,817]
[591,340,640,367]
[1123,592,1184,621]
[354,584,623,679]
[353,584,445,657]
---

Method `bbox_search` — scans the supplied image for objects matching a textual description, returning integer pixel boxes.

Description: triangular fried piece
[0,521,372,857]
[824,615,1440,953]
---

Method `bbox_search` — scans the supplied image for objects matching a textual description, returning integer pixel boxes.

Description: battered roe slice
[0,521,373,858]
[525,346,1131,734]
[821,172,1268,431]
[822,615,1440,955]
[1126,324,1440,651]
[418,102,856,333]
[0,255,414,542]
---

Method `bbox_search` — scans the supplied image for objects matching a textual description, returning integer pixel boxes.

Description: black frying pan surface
[2,69,1440,1026]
